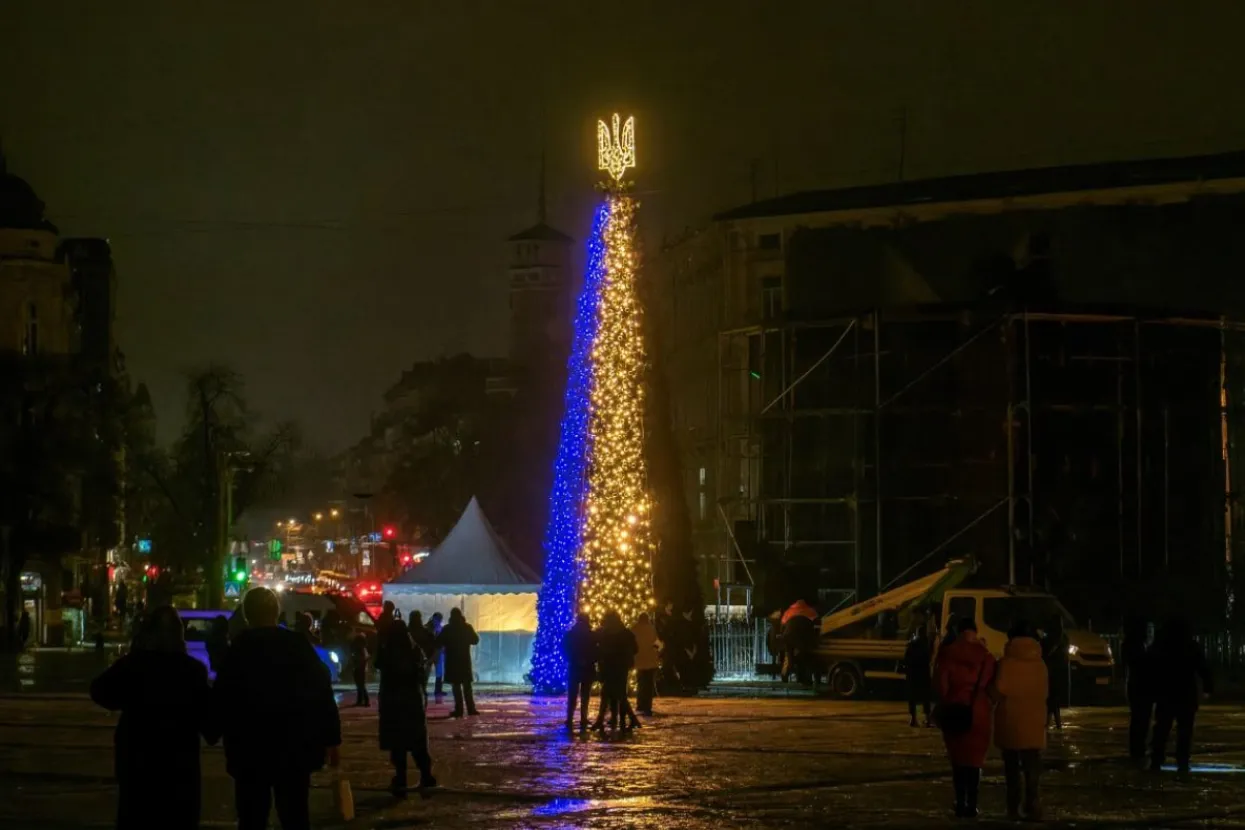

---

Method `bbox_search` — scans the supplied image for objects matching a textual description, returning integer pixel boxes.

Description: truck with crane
[812,558,1115,700]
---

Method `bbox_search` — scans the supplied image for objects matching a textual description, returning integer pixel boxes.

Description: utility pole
[897,107,908,182]
[213,450,250,608]
[353,493,373,580]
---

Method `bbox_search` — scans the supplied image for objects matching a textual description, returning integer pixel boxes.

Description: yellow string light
[578,189,655,627]
[597,114,636,183]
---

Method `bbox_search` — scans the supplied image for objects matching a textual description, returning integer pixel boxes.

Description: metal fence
[707,618,770,679]
[1099,631,1244,681]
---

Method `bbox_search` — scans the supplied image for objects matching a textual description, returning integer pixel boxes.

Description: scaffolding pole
[1024,310,1035,586]
[1135,321,1144,574]
[760,319,855,414]
[853,320,862,601]
[1007,317,1016,585]
[874,311,883,594]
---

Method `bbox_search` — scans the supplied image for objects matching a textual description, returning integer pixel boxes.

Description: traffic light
[383,526,396,539]
[232,556,248,583]
[143,564,159,583]
[268,538,283,560]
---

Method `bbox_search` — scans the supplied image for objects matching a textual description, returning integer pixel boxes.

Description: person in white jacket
[631,613,661,716]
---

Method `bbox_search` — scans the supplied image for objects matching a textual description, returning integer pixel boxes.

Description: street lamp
[330,508,340,519]
[314,512,324,521]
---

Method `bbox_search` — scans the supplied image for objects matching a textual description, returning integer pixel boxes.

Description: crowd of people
[563,610,661,732]
[91,589,491,829]
[92,589,341,830]
[89,585,1217,827]
[918,615,1212,821]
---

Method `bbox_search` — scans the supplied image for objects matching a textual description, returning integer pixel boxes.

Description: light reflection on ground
[5,694,1245,827]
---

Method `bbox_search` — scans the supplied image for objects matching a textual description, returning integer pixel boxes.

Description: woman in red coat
[935,618,997,818]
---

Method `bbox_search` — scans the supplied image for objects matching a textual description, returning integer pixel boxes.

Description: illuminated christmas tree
[531,114,655,693]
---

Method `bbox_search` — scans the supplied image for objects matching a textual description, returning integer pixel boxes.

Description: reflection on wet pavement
[3,691,1245,827]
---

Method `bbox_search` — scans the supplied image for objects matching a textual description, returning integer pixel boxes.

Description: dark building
[506,220,573,378]
[653,150,1245,628]
[60,238,117,367]
[0,154,122,646]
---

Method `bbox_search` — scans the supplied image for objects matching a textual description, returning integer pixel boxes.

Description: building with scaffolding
[652,151,1245,627]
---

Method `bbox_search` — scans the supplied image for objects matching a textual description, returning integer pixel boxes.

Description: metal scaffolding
[715,307,1245,624]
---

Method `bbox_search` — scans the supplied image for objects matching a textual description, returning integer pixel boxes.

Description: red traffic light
[400,553,412,565]
[383,526,396,539]
[145,565,159,579]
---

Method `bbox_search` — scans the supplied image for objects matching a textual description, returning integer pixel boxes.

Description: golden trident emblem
[597,113,636,183]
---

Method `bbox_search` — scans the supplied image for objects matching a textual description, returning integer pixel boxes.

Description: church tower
[506,154,573,377]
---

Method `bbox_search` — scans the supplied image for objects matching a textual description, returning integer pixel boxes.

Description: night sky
[2,1,1243,450]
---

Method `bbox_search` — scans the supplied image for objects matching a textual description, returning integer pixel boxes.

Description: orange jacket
[781,600,817,625]
[990,636,1049,751]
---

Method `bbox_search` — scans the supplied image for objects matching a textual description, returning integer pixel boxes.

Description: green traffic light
[234,570,247,581]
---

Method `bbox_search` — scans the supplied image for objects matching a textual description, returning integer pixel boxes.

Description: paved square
[3,691,1245,828]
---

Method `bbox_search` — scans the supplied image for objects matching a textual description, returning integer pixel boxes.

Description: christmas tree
[531,114,655,693]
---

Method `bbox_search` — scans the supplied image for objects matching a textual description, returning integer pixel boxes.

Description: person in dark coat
[656,601,680,692]
[378,600,396,632]
[1149,618,1212,772]
[592,611,640,731]
[436,608,479,717]
[425,612,446,700]
[408,611,435,695]
[782,609,817,685]
[294,611,319,645]
[17,609,32,650]
[351,633,371,707]
[206,615,230,676]
[90,606,217,830]
[1041,619,1069,730]
[114,582,128,619]
[214,587,342,830]
[564,613,597,731]
[904,624,934,727]
[1122,618,1155,763]
[376,620,436,794]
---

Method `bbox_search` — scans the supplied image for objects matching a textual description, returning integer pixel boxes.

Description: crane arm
[819,557,975,637]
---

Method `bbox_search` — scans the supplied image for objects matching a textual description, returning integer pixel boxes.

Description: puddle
[1161,763,1245,774]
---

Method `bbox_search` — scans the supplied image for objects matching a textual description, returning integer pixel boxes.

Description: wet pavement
[3,689,1245,829]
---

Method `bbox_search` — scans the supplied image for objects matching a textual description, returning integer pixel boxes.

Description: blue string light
[530,199,611,695]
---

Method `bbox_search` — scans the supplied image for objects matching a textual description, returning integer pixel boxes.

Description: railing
[707,618,770,679]
[1102,631,1244,678]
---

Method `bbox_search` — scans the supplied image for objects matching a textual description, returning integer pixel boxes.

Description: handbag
[934,660,986,736]
[333,770,355,822]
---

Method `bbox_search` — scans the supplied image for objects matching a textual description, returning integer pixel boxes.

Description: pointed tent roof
[393,497,538,588]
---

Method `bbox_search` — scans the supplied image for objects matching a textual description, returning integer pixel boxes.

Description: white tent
[383,497,539,684]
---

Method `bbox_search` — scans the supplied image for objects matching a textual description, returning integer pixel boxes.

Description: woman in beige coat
[990,621,1049,821]
[631,613,661,716]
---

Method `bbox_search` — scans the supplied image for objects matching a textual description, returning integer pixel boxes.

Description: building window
[23,303,38,356]
[761,276,782,320]
[697,465,708,521]
[758,232,781,251]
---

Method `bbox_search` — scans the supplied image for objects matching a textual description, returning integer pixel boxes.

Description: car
[178,609,341,683]
[277,590,378,651]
